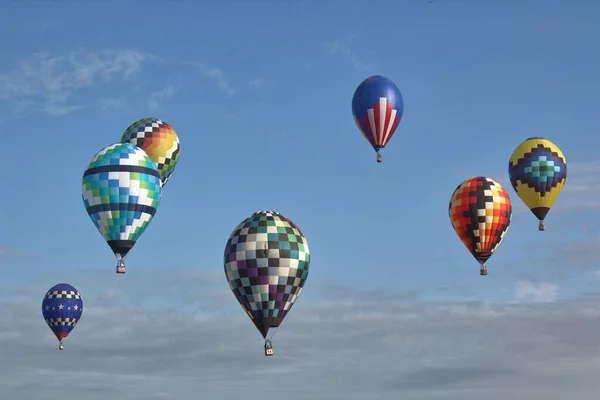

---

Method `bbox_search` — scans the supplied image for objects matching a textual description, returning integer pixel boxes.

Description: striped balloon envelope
[352,75,403,163]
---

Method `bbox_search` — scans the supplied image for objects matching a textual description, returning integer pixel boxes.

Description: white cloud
[0,49,151,116]
[203,67,235,96]
[322,38,369,72]
[148,84,177,111]
[21,18,57,33]
[513,280,558,303]
[248,77,275,89]
[99,96,127,111]
[557,160,600,211]
[182,61,236,96]
[3,269,600,399]
[0,248,30,256]
[534,234,600,271]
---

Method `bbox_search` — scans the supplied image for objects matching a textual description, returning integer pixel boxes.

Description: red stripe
[361,115,376,145]
[373,102,381,145]
[381,103,393,147]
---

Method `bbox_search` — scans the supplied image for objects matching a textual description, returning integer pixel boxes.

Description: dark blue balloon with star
[41,283,83,350]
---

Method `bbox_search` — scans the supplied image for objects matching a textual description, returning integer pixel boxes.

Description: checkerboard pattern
[82,142,162,258]
[449,177,512,264]
[121,118,181,187]
[46,290,82,299]
[45,317,78,327]
[224,211,311,337]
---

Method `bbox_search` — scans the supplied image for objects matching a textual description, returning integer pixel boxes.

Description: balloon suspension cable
[116,259,126,274]
[376,152,382,163]
[59,342,64,351]
[268,326,280,342]
[538,220,545,231]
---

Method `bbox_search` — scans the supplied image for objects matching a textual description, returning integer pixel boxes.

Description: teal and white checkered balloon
[82,142,162,273]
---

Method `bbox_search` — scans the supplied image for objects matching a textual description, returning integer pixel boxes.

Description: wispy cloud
[534,234,600,271]
[22,18,57,33]
[322,38,369,72]
[513,280,558,303]
[0,49,151,116]
[247,77,275,89]
[148,84,178,111]
[183,61,236,96]
[557,160,600,211]
[0,248,31,257]
[203,67,235,96]
[99,96,127,111]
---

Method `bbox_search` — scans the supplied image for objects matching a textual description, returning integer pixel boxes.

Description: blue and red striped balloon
[352,75,403,163]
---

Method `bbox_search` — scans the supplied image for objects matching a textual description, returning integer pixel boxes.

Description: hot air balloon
[352,75,403,163]
[508,137,567,231]
[42,283,83,350]
[224,211,311,356]
[449,176,512,276]
[82,142,162,274]
[121,118,181,187]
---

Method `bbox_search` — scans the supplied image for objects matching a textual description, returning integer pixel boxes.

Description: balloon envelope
[121,118,181,187]
[352,75,403,153]
[82,142,162,269]
[449,176,512,266]
[223,211,311,338]
[508,137,566,226]
[42,283,83,344]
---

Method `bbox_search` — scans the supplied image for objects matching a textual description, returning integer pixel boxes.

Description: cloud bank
[1,269,598,399]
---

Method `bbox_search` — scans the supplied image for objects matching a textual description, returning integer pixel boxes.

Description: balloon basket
[376,154,382,163]
[538,221,545,231]
[59,342,64,351]
[480,267,488,276]
[264,339,274,356]
[116,265,126,274]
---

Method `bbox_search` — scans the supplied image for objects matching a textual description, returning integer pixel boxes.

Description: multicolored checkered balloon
[82,142,162,273]
[121,118,180,187]
[449,176,512,276]
[224,211,311,354]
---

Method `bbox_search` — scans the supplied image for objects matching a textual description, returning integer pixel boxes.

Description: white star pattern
[58,304,64,310]
[73,305,79,311]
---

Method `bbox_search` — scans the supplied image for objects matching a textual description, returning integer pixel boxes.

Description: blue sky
[1,1,600,399]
